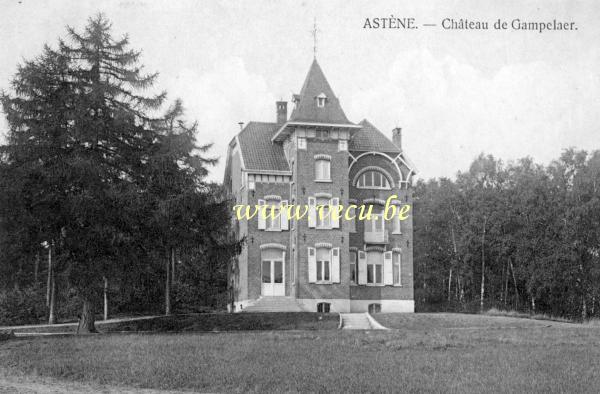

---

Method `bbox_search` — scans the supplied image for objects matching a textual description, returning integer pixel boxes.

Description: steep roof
[237,122,290,172]
[288,59,352,124]
[350,119,401,154]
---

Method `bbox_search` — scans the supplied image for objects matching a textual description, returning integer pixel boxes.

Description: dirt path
[0,315,160,332]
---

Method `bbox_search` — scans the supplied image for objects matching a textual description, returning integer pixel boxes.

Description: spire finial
[311,17,319,59]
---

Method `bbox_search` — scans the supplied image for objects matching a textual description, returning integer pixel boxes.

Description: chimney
[276,101,287,124]
[392,127,402,150]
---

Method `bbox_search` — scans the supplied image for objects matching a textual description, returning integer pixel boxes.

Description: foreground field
[1,313,600,393]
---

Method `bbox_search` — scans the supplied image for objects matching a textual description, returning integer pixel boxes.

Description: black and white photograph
[0,0,599,392]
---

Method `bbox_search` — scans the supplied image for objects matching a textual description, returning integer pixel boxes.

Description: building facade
[223,60,417,313]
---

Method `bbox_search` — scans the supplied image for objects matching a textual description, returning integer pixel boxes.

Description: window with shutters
[316,247,331,283]
[316,197,331,229]
[315,158,331,181]
[349,251,357,285]
[366,251,383,285]
[265,197,280,231]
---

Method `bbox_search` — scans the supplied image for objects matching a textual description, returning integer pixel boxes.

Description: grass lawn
[1,313,600,393]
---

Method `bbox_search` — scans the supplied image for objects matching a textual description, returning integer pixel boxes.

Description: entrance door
[262,259,285,296]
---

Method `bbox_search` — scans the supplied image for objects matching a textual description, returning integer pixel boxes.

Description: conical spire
[288,59,352,124]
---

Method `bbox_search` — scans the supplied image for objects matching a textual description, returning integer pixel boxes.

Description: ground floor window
[367,251,383,285]
[393,251,401,285]
[368,303,381,314]
[350,251,357,284]
[316,247,331,283]
[317,302,331,313]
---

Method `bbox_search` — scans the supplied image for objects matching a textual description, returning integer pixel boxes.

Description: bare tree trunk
[46,245,52,307]
[47,243,56,324]
[77,297,97,334]
[509,259,519,310]
[165,248,172,316]
[455,273,459,300]
[171,249,176,283]
[480,216,487,312]
[582,295,587,320]
[103,276,108,321]
[34,252,39,285]
[448,268,453,301]
[48,268,56,324]
[504,260,509,307]
[530,294,536,314]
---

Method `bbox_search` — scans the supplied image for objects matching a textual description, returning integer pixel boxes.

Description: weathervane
[311,17,319,59]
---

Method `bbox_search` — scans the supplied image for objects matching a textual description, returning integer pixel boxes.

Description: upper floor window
[356,170,391,190]
[316,130,329,139]
[265,198,281,231]
[316,197,331,229]
[365,206,385,234]
[257,197,289,232]
[297,137,307,150]
[315,158,331,181]
[317,93,327,108]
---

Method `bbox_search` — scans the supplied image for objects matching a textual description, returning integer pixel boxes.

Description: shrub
[0,286,47,326]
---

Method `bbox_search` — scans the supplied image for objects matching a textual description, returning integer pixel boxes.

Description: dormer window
[316,93,327,108]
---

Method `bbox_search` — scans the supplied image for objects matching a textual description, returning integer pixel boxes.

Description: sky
[1,0,599,182]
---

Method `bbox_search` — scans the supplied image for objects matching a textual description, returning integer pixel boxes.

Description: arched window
[355,169,391,190]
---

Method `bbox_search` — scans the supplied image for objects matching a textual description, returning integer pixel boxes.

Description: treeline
[0,15,241,331]
[413,150,600,320]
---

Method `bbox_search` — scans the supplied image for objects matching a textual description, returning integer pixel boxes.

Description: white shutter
[331,248,340,283]
[330,198,340,229]
[358,251,367,285]
[384,251,393,285]
[280,200,289,230]
[257,199,266,230]
[308,247,317,283]
[308,197,316,228]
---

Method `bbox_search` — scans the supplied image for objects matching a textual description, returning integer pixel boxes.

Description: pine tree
[2,14,241,331]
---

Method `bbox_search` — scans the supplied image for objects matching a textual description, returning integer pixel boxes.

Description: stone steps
[242,297,305,312]
[340,313,373,329]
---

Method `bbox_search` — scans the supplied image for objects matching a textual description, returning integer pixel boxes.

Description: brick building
[223,59,417,313]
